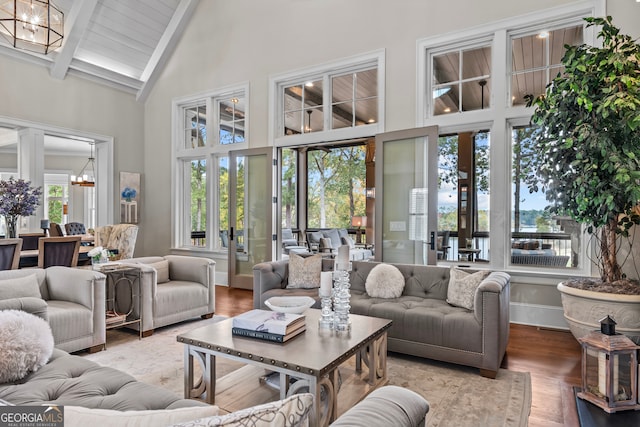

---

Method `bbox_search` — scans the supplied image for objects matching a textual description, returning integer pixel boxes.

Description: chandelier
[0,0,64,55]
[71,143,96,187]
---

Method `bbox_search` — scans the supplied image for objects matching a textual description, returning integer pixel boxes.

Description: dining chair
[48,222,64,237]
[65,222,87,235]
[17,232,45,251]
[37,236,81,268]
[0,238,22,270]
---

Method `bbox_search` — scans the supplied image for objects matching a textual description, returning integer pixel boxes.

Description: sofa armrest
[252,259,289,308]
[473,271,511,374]
[0,297,48,320]
[45,266,106,311]
[330,386,428,427]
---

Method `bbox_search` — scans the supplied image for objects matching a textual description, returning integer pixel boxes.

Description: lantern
[577,316,640,413]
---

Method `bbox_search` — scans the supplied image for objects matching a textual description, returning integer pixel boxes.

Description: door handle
[429,231,435,250]
[230,227,234,241]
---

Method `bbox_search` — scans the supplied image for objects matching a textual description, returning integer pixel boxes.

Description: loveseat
[118,255,216,336]
[0,267,106,353]
[253,259,510,378]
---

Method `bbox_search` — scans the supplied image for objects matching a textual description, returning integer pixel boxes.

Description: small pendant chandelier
[0,0,64,55]
[71,143,96,187]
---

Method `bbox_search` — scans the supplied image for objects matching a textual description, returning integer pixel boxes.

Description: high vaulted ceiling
[0,0,198,101]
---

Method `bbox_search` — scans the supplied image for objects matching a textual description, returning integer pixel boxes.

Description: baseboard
[510,302,569,330]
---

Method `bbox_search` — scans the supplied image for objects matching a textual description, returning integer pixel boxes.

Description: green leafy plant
[526,16,640,286]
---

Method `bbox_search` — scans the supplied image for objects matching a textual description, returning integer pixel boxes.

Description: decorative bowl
[265,296,315,314]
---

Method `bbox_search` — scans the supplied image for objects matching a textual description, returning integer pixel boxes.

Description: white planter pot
[558,282,640,344]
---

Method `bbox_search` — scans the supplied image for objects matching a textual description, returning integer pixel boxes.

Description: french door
[374,126,439,265]
[228,147,274,289]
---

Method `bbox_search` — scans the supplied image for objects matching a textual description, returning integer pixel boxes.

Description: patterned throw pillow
[286,254,322,289]
[168,393,313,427]
[446,268,490,310]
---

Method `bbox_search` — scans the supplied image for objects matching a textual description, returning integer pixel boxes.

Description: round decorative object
[0,310,54,383]
[265,296,315,314]
[365,263,405,298]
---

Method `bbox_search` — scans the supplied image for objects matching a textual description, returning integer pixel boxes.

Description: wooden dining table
[19,245,93,268]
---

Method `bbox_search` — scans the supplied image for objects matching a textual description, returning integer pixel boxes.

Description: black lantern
[577,316,640,413]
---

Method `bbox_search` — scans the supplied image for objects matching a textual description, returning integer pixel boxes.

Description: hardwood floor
[215,286,583,426]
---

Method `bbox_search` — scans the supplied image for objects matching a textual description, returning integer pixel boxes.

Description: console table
[99,264,142,345]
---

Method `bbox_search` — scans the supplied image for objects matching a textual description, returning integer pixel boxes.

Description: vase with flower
[121,187,137,203]
[0,178,43,238]
[88,246,109,269]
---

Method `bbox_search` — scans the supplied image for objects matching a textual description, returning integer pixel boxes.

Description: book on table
[232,309,305,335]
[231,323,306,343]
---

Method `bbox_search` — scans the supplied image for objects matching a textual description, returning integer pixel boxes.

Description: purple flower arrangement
[0,177,43,238]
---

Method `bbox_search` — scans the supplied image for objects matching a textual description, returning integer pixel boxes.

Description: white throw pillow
[149,259,170,284]
[63,405,220,427]
[0,310,54,383]
[447,268,490,310]
[0,274,41,299]
[287,253,322,289]
[365,263,405,298]
[168,393,313,427]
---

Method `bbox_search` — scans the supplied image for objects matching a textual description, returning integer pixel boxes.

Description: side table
[99,264,142,346]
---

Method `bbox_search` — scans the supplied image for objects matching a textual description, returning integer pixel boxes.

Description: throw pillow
[149,259,170,284]
[286,253,322,289]
[446,268,490,310]
[0,310,54,383]
[322,229,342,249]
[341,236,356,249]
[365,263,405,298]
[0,274,41,299]
[168,393,313,427]
[63,405,220,427]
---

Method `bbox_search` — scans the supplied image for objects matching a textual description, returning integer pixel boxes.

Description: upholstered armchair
[95,224,138,259]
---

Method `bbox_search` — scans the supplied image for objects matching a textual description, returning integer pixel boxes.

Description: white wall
[0,55,146,253]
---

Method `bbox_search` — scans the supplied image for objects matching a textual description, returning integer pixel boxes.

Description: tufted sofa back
[350,261,451,301]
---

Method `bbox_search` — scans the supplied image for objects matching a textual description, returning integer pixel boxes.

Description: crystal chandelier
[0,0,64,55]
[71,143,96,187]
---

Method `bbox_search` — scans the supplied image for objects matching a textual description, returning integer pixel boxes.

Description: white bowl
[265,296,315,314]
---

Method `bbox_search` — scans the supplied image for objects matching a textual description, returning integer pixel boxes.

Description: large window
[173,86,248,252]
[419,3,596,273]
[280,148,298,229]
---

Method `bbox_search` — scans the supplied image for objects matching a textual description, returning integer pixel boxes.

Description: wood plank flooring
[215,286,583,427]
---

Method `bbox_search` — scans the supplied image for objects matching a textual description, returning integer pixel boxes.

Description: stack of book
[232,309,306,343]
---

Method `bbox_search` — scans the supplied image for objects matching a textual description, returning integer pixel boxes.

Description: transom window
[510,24,583,106]
[431,43,492,116]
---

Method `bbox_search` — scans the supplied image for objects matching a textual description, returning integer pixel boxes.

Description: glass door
[228,147,274,289]
[374,126,438,265]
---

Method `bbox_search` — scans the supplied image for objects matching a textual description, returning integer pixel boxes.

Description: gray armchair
[0,267,106,353]
[118,255,215,336]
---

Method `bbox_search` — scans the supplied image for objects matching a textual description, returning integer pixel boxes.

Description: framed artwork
[120,172,140,224]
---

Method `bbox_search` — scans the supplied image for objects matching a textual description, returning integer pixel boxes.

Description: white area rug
[83,317,531,427]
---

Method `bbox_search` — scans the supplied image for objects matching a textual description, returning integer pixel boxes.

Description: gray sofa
[1,350,428,427]
[253,259,510,378]
[118,255,216,336]
[0,267,106,353]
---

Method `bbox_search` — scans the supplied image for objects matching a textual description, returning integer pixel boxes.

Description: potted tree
[527,16,640,343]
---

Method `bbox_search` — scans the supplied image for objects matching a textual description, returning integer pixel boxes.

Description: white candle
[337,245,349,270]
[320,271,333,297]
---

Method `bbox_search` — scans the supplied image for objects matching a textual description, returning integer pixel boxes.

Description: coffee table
[177,309,392,427]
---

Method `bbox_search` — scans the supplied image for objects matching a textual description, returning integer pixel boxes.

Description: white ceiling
[0,0,198,101]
